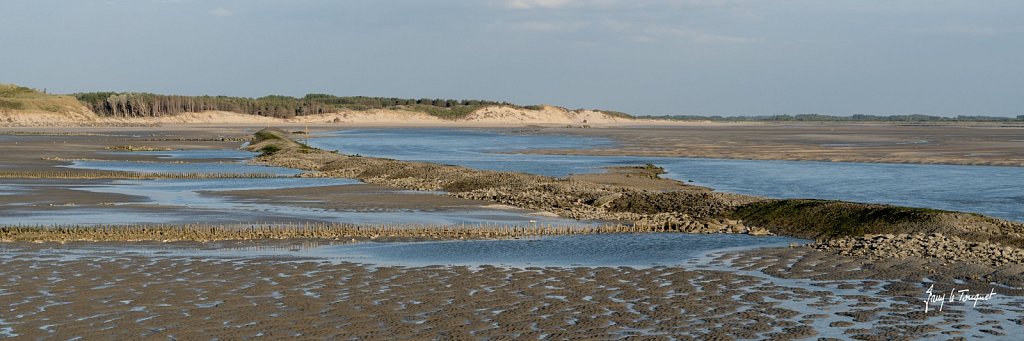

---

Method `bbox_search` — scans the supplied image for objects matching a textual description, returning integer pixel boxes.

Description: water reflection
[44,233,807,268]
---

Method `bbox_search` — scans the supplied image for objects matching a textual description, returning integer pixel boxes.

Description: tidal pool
[299,233,806,267]
[0,178,585,226]
[103,149,257,160]
[61,160,303,176]
[34,233,806,268]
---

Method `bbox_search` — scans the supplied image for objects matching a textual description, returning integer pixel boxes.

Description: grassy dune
[0,84,88,113]
[2,82,634,124]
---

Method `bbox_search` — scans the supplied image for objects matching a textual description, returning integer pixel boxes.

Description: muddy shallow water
[286,233,806,268]
[55,233,808,268]
[0,177,581,226]
[61,159,305,176]
[2,145,589,226]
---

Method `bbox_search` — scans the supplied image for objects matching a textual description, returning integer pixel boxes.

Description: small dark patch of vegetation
[258,145,281,156]
[253,129,284,143]
[0,85,36,97]
[598,110,634,119]
[0,99,24,110]
[643,163,665,173]
[404,104,487,120]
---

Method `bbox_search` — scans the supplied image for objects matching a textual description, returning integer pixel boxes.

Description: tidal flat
[529,122,1024,167]
[1,124,1023,339]
[1,242,1021,339]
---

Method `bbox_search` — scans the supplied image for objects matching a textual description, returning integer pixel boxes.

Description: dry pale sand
[529,122,1024,167]
[0,105,637,127]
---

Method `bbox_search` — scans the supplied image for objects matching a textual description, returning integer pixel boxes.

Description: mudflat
[0,127,250,172]
[207,184,495,211]
[0,127,540,223]
[1,242,1020,339]
[530,122,1024,166]
[2,125,1023,339]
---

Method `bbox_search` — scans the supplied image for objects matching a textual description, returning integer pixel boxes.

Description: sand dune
[462,105,628,124]
[0,105,638,127]
[0,109,100,126]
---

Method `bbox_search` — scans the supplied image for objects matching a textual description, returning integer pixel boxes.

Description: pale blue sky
[3,0,1022,116]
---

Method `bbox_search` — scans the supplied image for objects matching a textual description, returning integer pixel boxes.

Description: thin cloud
[914,25,1003,36]
[500,0,740,10]
[647,27,760,44]
[209,7,232,17]
[503,0,577,9]
[504,18,758,44]
[510,21,586,32]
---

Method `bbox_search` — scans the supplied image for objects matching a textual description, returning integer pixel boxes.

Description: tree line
[74,92,533,119]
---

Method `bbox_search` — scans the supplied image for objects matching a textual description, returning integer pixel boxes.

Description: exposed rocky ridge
[248,128,1024,266]
[249,128,768,235]
[814,233,1024,267]
[732,199,1024,248]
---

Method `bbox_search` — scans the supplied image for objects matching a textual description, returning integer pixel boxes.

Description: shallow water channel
[1,147,578,226]
[310,128,1024,222]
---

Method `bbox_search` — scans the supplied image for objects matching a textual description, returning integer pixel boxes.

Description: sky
[2,0,1022,116]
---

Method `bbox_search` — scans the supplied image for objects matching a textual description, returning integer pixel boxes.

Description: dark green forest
[74,92,536,119]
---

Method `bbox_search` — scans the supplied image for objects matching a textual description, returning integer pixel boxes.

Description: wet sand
[567,165,703,192]
[207,184,495,211]
[0,242,1020,339]
[529,123,1024,167]
[0,179,144,207]
[3,126,1024,338]
[0,128,250,172]
[0,129,517,221]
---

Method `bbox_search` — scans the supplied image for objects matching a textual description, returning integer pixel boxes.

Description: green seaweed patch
[730,199,952,240]
[253,129,285,143]
[258,145,281,156]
